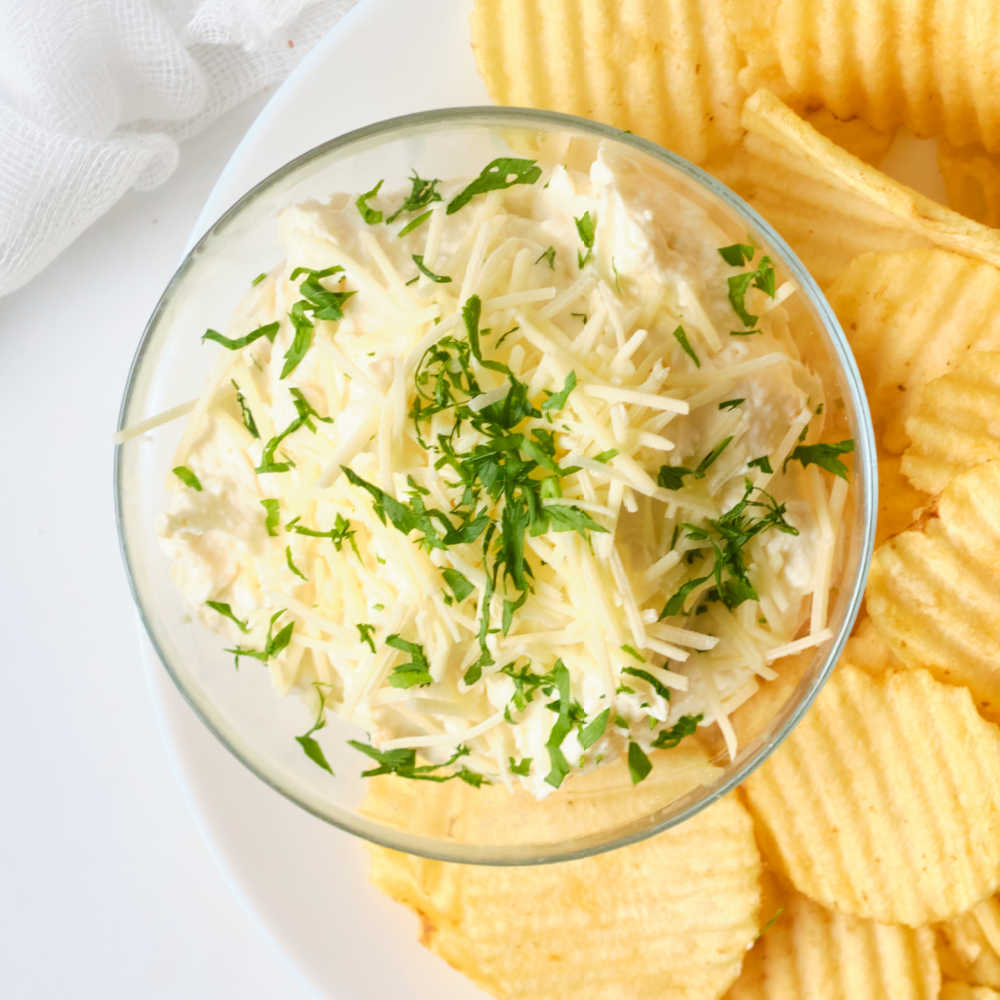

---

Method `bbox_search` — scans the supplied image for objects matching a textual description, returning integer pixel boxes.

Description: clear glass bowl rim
[115,105,878,866]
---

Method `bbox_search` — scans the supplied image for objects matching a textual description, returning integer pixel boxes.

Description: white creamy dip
[157,144,850,797]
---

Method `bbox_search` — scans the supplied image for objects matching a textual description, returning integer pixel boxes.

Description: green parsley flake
[718,398,745,411]
[621,666,672,702]
[231,380,260,438]
[386,634,433,688]
[397,209,433,237]
[579,708,610,750]
[652,713,703,749]
[295,687,334,774]
[446,158,542,215]
[574,211,596,268]
[672,325,701,368]
[355,179,384,224]
[386,171,443,224]
[508,756,532,776]
[627,741,653,784]
[718,242,755,266]
[748,455,773,474]
[348,740,485,786]
[785,439,854,479]
[441,567,475,603]
[202,321,279,351]
[260,498,280,536]
[225,609,294,670]
[412,254,452,283]
[172,466,202,491]
[535,246,556,269]
[356,622,376,653]
[205,600,248,633]
[285,545,307,581]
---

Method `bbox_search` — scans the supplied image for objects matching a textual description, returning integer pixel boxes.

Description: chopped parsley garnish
[251,271,268,286]
[280,266,356,379]
[348,740,485,785]
[574,211,596,268]
[627,741,652,784]
[544,660,574,788]
[672,325,700,368]
[657,465,692,490]
[501,661,558,712]
[578,708,610,750]
[593,448,618,463]
[202,321,279,351]
[260,498,280,536]
[660,480,798,617]
[748,455,773,474]
[446,158,542,214]
[508,756,532,775]
[694,436,733,478]
[205,600,248,632]
[535,245,556,269]
[727,255,776,328]
[386,634,433,688]
[172,465,202,491]
[288,513,359,557]
[231,380,259,438]
[225,609,294,670]
[785,439,854,479]
[541,370,577,411]
[397,209,433,237]
[355,179,384,224]
[652,713,702,749]
[730,328,762,336]
[621,666,672,702]
[718,398,745,411]
[621,643,646,662]
[386,171,443,224]
[412,254,452,283]
[295,686,334,774]
[356,622,376,653]
[256,388,332,474]
[718,242,755,266]
[285,546,307,581]
[442,567,475,603]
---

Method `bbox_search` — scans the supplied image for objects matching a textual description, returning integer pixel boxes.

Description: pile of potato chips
[368,2,1000,996]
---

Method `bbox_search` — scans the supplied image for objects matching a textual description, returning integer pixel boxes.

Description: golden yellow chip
[368,747,762,1000]
[725,0,1000,152]
[876,451,929,545]
[941,985,1000,1000]
[725,885,941,999]
[470,0,745,164]
[844,615,904,675]
[709,92,1000,287]
[742,663,1000,926]
[867,460,1000,718]
[939,896,1000,991]
[939,142,1000,228]
[826,249,1000,454]
[902,352,1000,494]
[804,108,894,166]
[739,91,1000,274]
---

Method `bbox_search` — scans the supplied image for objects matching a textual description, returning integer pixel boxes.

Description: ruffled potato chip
[726,0,1000,151]
[742,663,1000,925]
[827,249,1000,454]
[939,142,1000,228]
[725,884,940,999]
[940,985,1000,1000]
[368,747,762,1000]
[902,351,1000,495]
[867,460,1000,718]
[470,0,744,164]
[939,896,1000,991]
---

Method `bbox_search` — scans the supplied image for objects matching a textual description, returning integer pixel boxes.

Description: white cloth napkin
[0,0,356,297]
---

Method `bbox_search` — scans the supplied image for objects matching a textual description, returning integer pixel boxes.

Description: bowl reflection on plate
[115,106,876,865]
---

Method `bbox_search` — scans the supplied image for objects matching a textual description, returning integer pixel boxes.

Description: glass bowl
[115,106,877,865]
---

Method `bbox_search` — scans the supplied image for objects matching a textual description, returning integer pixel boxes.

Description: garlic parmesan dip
[156,146,852,798]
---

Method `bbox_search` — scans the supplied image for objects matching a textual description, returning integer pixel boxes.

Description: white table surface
[0,93,317,999]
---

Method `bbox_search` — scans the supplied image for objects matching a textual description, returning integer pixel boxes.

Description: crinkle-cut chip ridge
[739,92,1000,276]
[939,142,1000,228]
[725,0,1000,152]
[742,664,1000,925]
[902,352,1000,494]
[827,249,1000,454]
[368,747,762,1000]
[867,460,1000,718]
[725,885,940,999]
[939,896,1000,991]
[470,0,745,164]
